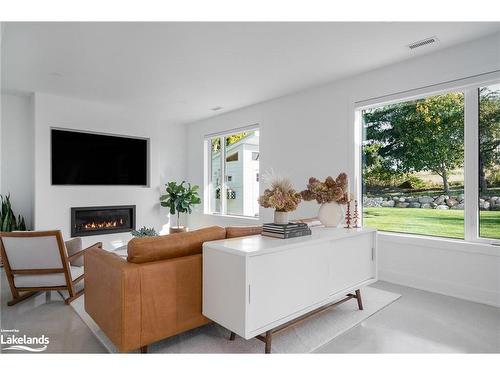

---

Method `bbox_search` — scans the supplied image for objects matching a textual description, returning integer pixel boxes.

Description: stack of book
[262,222,312,239]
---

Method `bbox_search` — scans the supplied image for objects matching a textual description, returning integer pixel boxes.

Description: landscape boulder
[381,200,395,207]
[418,196,433,204]
[436,205,449,210]
[480,201,490,210]
[434,195,448,205]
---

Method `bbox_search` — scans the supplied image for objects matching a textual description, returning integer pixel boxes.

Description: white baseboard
[379,269,500,308]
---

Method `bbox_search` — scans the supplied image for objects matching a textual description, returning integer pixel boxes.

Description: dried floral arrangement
[258,171,302,212]
[301,172,351,204]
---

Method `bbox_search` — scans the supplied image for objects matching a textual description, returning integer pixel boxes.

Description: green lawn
[364,207,500,239]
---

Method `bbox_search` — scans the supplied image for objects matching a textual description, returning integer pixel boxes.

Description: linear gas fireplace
[71,205,136,237]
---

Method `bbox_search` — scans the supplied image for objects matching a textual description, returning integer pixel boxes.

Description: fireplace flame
[82,218,124,230]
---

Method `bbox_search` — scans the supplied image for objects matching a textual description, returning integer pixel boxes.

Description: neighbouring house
[210,132,260,217]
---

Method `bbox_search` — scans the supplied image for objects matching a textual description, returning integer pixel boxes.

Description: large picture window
[362,92,465,239]
[358,78,500,243]
[206,127,260,218]
[479,84,500,240]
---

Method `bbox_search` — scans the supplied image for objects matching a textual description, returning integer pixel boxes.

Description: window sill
[377,230,500,257]
[203,213,261,221]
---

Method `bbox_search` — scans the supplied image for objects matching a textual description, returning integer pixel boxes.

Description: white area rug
[71,286,400,353]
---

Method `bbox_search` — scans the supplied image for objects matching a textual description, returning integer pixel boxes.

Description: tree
[479,87,500,192]
[363,93,464,194]
[211,132,249,152]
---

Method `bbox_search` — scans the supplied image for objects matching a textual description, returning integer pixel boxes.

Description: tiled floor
[1,269,498,353]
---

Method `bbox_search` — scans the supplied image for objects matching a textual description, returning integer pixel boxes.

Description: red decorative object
[344,194,352,229]
[353,200,360,228]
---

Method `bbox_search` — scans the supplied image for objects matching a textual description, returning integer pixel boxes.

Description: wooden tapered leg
[264,331,272,354]
[229,332,236,341]
[355,289,363,310]
[140,345,148,353]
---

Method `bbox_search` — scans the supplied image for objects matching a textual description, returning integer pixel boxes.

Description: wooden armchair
[0,230,102,306]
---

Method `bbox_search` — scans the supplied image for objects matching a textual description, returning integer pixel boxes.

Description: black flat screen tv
[51,129,148,186]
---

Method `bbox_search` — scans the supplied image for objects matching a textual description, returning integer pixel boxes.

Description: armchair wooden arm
[68,242,103,263]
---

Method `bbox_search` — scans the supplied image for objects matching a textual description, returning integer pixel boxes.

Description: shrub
[397,175,428,190]
[487,168,500,187]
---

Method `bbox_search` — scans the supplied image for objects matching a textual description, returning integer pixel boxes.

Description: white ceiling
[2,22,500,124]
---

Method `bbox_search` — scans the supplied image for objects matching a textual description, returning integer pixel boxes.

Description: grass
[364,207,500,240]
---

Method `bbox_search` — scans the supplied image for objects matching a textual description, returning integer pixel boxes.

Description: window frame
[353,73,500,246]
[204,124,260,219]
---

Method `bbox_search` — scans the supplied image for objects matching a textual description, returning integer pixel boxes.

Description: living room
[1,1,499,373]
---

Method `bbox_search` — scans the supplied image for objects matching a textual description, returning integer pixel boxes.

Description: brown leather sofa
[84,225,262,353]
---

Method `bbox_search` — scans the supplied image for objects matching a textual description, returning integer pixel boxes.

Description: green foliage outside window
[211,132,249,153]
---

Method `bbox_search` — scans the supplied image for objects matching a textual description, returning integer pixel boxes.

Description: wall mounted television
[51,128,149,186]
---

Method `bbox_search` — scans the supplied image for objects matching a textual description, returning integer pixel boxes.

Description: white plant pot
[318,202,344,227]
[273,211,289,225]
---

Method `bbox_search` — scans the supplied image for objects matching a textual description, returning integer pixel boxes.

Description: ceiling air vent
[408,36,439,50]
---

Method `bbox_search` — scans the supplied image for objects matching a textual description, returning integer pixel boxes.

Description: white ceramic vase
[318,202,344,227]
[274,210,289,225]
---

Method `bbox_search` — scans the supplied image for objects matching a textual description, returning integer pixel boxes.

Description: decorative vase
[170,226,188,234]
[318,202,344,227]
[273,210,289,225]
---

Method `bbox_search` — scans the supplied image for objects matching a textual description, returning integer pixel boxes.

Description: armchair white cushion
[13,266,84,288]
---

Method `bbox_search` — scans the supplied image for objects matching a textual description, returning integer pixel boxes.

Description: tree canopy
[479,87,500,191]
[363,93,464,193]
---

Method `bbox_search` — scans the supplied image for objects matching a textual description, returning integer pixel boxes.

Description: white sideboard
[202,227,377,352]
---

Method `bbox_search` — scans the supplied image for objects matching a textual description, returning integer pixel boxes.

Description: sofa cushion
[127,226,226,264]
[225,225,262,238]
[14,265,84,288]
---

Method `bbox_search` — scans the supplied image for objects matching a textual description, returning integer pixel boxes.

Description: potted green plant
[131,226,159,237]
[1,194,27,266]
[160,181,201,234]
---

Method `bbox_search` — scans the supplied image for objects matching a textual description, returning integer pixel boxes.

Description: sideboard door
[327,232,375,293]
[247,242,332,333]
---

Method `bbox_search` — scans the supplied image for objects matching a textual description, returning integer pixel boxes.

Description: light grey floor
[1,269,498,353]
[315,281,500,353]
[0,269,106,353]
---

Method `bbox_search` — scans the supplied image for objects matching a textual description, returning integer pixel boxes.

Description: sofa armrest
[225,225,262,238]
[68,242,102,263]
[84,247,141,352]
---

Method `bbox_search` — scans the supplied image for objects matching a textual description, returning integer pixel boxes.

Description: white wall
[185,33,500,306]
[1,93,34,229]
[33,93,186,248]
